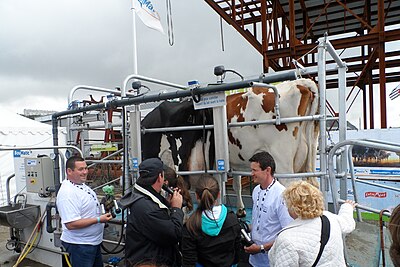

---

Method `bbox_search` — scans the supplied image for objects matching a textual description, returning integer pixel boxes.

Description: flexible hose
[13,208,46,267]
[15,230,40,266]
[64,253,72,267]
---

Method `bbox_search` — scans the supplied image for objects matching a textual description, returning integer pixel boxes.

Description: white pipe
[338,66,348,200]
[251,82,281,125]
[325,39,346,68]
[317,37,328,208]
[132,4,138,77]
[300,63,339,76]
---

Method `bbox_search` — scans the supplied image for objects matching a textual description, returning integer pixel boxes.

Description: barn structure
[204,0,400,129]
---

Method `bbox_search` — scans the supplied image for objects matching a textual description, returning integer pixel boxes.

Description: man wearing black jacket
[120,158,183,267]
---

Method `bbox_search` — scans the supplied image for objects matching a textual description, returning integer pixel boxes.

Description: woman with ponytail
[181,175,241,267]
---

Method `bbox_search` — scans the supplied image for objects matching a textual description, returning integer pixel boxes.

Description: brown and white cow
[141,78,319,216]
[225,78,319,215]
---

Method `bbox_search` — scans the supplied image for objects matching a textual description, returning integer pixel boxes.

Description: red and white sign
[365,191,387,198]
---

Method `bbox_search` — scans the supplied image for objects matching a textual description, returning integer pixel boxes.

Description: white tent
[0,109,66,205]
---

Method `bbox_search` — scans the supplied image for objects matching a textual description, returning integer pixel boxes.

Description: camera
[162,184,187,207]
[238,218,254,247]
[241,228,254,247]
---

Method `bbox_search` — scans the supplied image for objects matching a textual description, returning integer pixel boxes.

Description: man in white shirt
[244,152,293,267]
[57,156,112,267]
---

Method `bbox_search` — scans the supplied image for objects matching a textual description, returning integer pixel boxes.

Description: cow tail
[301,79,320,187]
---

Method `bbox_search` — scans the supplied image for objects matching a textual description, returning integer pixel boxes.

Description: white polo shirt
[57,180,104,245]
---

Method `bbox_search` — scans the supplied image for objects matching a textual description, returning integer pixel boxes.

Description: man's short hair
[249,151,276,175]
[66,156,85,170]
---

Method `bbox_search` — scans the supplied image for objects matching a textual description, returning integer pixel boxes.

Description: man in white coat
[244,151,293,267]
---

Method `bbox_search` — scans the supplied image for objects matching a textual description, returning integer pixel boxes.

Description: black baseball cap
[137,158,166,185]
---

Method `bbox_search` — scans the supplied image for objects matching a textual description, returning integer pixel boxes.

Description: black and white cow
[141,78,319,216]
[141,99,214,177]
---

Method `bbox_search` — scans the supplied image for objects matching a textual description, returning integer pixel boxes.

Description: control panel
[25,157,55,194]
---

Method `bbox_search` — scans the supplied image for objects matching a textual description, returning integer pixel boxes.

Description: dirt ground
[0,220,395,267]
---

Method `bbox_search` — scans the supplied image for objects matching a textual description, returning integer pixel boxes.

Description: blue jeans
[62,241,103,267]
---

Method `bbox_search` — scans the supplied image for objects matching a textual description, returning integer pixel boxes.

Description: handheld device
[241,228,254,247]
[162,184,175,195]
[113,199,121,214]
[162,184,187,207]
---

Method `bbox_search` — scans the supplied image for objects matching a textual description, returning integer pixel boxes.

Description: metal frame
[49,36,400,266]
[328,139,400,213]
[46,37,363,223]
[51,37,349,209]
[125,37,348,208]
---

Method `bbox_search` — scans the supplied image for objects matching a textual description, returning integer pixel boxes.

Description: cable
[219,16,225,51]
[27,224,43,254]
[16,230,40,265]
[13,196,53,266]
[13,209,46,267]
[101,220,126,255]
[166,0,174,46]
[64,253,72,267]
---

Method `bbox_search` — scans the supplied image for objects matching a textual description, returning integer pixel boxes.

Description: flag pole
[131,0,164,78]
[124,1,139,193]
[132,4,138,76]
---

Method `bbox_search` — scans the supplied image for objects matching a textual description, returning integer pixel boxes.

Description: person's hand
[244,243,261,255]
[170,189,183,209]
[100,213,113,223]
[344,200,357,209]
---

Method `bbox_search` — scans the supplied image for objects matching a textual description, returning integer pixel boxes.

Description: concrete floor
[0,225,51,267]
[345,220,394,267]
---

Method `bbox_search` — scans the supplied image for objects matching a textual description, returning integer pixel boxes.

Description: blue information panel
[217,159,225,171]
[132,158,139,170]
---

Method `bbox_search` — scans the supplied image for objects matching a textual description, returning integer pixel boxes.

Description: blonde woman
[269,181,356,267]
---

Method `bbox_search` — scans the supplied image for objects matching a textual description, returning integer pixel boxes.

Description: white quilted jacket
[269,203,355,267]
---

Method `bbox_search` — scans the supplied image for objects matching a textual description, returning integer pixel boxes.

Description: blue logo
[137,0,155,12]
[217,159,225,171]
[13,150,31,158]
[132,158,139,170]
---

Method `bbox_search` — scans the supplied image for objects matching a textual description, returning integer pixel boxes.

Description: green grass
[356,211,390,222]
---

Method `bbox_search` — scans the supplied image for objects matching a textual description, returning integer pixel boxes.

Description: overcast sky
[0,0,261,110]
[0,0,399,128]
